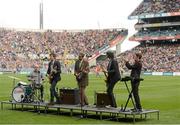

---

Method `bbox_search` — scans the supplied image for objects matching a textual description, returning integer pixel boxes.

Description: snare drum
[34,83,42,89]
[12,85,33,103]
[30,83,42,89]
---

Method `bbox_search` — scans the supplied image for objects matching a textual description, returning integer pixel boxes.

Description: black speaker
[95,92,111,107]
[60,88,80,105]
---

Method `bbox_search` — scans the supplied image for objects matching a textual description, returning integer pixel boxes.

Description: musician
[28,64,44,101]
[103,51,121,108]
[47,53,61,105]
[125,53,142,111]
[74,53,89,106]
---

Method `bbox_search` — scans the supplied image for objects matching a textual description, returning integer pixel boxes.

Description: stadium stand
[129,0,180,18]
[118,40,180,72]
[130,27,180,41]
[0,28,127,71]
[118,0,180,73]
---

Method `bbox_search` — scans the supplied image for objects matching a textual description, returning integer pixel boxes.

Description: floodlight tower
[39,0,43,29]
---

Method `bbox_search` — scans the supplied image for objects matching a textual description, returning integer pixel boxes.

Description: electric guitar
[100,64,108,85]
[75,60,86,82]
[48,73,53,83]
[48,66,57,84]
[75,72,83,82]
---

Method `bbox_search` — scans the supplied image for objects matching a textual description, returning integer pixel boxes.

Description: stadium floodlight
[39,0,43,30]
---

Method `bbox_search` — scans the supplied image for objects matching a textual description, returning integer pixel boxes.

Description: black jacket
[47,60,61,81]
[107,59,121,84]
[74,60,81,74]
[126,61,142,80]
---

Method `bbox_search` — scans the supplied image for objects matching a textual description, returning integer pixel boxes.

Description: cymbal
[8,76,21,80]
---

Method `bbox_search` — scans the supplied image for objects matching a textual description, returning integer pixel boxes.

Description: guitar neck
[100,64,108,79]
[103,71,108,79]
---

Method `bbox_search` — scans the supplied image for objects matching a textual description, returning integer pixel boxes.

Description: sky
[0,0,142,51]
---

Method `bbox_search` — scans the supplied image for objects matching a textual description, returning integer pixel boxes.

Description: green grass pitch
[0,73,180,124]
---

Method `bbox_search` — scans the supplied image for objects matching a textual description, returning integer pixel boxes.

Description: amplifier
[95,92,111,107]
[59,88,80,105]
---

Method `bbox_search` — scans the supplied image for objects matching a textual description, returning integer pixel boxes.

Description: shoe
[85,103,89,106]
[76,103,81,107]
[55,97,60,104]
[113,105,117,108]
[131,108,142,112]
[137,109,142,112]
[106,105,117,108]
[105,105,111,108]
[55,101,60,104]
[48,102,55,105]
[77,103,85,107]
[40,99,44,103]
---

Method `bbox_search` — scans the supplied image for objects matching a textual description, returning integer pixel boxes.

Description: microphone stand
[10,78,16,102]
[75,79,84,119]
[79,84,84,118]
[76,83,84,120]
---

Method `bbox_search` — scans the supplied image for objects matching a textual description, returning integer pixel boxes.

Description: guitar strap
[50,60,54,73]
[79,60,84,71]
[107,60,112,71]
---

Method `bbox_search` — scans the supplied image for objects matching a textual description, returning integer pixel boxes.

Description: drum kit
[9,76,44,103]
[12,81,34,103]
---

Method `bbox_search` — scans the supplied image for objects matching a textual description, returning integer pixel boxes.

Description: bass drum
[12,85,34,103]
[12,86,25,102]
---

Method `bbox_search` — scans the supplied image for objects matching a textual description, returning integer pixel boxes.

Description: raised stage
[0,101,159,123]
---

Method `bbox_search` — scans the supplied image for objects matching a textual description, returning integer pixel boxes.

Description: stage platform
[0,101,159,123]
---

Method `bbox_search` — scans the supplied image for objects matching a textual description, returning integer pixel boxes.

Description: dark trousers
[106,82,117,108]
[36,85,44,100]
[50,79,59,102]
[131,80,142,109]
[40,86,44,99]
[31,84,44,100]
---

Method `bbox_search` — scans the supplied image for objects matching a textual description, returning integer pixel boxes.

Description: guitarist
[74,53,89,106]
[102,51,121,108]
[47,53,61,105]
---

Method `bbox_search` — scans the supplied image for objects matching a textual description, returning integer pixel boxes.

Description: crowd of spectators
[117,40,180,72]
[127,0,180,72]
[131,27,180,38]
[137,16,180,25]
[130,0,180,17]
[0,28,126,70]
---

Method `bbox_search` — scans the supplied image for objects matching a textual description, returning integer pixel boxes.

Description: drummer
[28,64,44,101]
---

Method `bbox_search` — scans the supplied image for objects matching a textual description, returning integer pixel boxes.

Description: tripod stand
[78,84,85,118]
[121,77,144,112]
[75,82,88,119]
[121,77,135,112]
